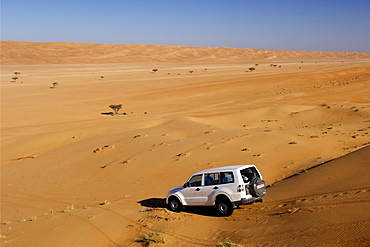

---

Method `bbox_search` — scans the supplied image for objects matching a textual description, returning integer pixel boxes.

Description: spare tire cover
[249,177,266,197]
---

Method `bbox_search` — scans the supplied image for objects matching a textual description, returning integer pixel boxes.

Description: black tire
[168,197,182,212]
[216,198,234,216]
[249,177,266,197]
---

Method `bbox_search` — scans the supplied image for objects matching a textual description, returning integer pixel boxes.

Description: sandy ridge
[2,41,370,65]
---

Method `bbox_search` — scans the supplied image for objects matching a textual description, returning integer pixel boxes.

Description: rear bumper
[233,196,264,207]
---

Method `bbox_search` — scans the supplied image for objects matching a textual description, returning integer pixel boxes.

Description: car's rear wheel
[168,197,182,212]
[216,198,234,216]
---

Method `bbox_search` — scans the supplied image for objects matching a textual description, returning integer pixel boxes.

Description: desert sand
[1,41,370,246]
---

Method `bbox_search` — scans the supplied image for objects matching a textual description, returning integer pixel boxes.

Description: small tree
[152,69,158,73]
[189,70,193,74]
[51,82,59,88]
[109,104,122,114]
[249,67,256,72]
[12,76,19,82]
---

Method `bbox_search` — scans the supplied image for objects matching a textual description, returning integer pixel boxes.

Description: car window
[240,167,260,183]
[220,172,234,184]
[204,173,220,186]
[187,174,202,187]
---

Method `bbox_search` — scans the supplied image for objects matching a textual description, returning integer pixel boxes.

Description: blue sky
[1,0,370,52]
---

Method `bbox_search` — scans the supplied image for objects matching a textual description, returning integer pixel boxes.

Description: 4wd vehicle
[166,165,266,216]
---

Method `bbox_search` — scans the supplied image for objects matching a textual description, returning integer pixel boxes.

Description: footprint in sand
[174,153,189,161]
[93,145,114,153]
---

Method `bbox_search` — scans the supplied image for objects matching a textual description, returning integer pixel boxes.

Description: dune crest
[2,41,370,64]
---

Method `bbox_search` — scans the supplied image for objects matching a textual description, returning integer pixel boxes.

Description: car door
[202,172,221,205]
[181,174,204,205]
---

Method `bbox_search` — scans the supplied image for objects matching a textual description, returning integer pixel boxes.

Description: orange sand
[1,41,370,246]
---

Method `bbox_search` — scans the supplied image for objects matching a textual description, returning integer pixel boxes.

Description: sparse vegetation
[142,231,166,244]
[30,215,37,221]
[152,68,158,73]
[63,205,74,213]
[248,67,255,72]
[217,240,242,247]
[13,72,21,81]
[109,104,122,114]
[100,199,109,205]
[50,82,59,88]
[288,207,300,213]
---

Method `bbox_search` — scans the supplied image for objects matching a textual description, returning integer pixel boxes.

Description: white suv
[166,164,266,216]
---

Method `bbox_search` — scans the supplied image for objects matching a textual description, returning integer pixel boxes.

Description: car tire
[216,198,234,216]
[168,197,182,212]
[249,177,266,197]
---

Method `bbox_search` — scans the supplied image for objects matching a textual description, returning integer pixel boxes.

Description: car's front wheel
[168,197,182,212]
[216,198,234,216]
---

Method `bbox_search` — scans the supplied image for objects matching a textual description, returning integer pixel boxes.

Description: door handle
[195,188,201,191]
[213,186,219,190]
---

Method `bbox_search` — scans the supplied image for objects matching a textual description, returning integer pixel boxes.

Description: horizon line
[2,40,368,54]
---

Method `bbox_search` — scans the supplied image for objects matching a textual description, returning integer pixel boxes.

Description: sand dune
[2,41,370,64]
[1,42,370,246]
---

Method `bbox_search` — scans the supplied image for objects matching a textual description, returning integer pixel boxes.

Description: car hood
[168,186,184,194]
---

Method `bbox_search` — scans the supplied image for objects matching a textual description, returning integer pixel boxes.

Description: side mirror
[183,182,189,188]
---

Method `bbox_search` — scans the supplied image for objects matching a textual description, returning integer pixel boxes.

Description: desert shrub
[51,82,59,88]
[109,104,122,114]
[142,231,166,244]
[152,69,158,73]
[249,67,255,72]
[100,199,109,205]
[12,72,21,82]
[217,240,242,247]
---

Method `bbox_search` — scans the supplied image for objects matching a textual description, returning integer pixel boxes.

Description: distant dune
[1,41,370,64]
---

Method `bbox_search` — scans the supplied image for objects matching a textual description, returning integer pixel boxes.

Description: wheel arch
[214,193,233,205]
[166,194,186,206]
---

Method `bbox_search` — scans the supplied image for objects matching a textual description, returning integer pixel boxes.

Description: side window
[220,172,234,184]
[187,174,202,187]
[204,173,220,186]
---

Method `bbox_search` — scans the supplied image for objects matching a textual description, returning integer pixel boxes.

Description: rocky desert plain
[1,41,370,246]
